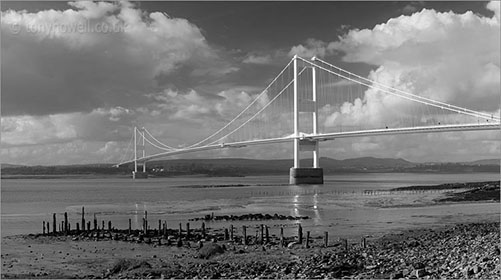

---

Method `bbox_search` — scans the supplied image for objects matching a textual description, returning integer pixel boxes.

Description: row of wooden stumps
[41,208,369,250]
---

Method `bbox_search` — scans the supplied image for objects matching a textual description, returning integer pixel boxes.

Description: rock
[461,266,472,277]
[390,271,404,279]
[402,268,410,276]
[472,265,481,274]
[408,239,420,247]
[413,262,425,269]
[415,268,426,277]
[287,242,299,249]
[197,243,225,259]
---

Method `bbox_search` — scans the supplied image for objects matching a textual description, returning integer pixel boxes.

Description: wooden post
[68,223,71,232]
[344,239,348,252]
[87,221,91,233]
[163,222,167,238]
[64,212,68,234]
[144,211,148,234]
[224,228,229,240]
[179,223,182,238]
[324,232,328,248]
[102,220,105,231]
[201,222,206,239]
[76,222,80,233]
[298,224,303,244]
[43,221,46,235]
[53,213,57,235]
[93,214,97,231]
[260,224,264,244]
[128,219,132,235]
[108,221,112,232]
[186,222,190,239]
[280,227,284,247]
[242,226,247,245]
[362,237,366,249]
[306,231,310,248]
[158,220,161,236]
[230,224,234,241]
[265,226,269,244]
[81,206,85,232]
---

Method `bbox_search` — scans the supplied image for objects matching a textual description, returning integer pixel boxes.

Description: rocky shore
[2,222,499,279]
[103,222,501,279]
[189,213,309,221]
[392,181,499,191]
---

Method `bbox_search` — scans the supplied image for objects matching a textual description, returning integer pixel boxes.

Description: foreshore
[2,180,500,279]
[2,221,499,279]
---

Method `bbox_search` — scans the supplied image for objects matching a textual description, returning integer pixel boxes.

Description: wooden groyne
[39,210,368,250]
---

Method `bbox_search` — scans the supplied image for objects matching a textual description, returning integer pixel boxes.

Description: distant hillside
[1,157,498,178]
[146,157,416,175]
[467,159,500,166]
[1,163,25,168]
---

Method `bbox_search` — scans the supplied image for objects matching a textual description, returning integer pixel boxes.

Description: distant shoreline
[2,170,500,180]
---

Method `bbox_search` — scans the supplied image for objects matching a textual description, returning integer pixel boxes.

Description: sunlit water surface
[2,173,499,239]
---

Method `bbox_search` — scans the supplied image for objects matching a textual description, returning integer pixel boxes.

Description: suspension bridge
[115,55,500,183]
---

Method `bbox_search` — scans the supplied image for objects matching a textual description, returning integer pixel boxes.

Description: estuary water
[1,173,499,239]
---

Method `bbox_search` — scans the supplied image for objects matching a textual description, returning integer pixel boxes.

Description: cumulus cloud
[487,1,500,21]
[291,3,500,113]
[144,88,255,123]
[1,1,232,116]
[329,5,500,110]
[0,140,129,165]
[289,38,329,58]
[308,2,500,132]
[243,54,273,65]
[1,107,135,147]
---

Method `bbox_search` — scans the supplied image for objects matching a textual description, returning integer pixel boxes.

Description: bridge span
[115,56,500,183]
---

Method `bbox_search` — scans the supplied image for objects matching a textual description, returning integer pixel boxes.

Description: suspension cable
[117,133,134,165]
[208,68,308,145]
[298,57,497,122]
[143,128,179,150]
[312,57,499,121]
[186,57,295,148]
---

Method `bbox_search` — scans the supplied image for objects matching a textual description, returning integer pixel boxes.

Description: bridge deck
[116,123,499,166]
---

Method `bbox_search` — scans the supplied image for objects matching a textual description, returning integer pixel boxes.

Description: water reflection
[287,185,324,225]
[292,194,299,216]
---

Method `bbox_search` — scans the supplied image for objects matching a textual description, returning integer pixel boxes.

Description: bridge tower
[289,56,324,184]
[133,127,148,179]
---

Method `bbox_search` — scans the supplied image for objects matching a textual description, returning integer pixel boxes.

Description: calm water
[1,173,499,239]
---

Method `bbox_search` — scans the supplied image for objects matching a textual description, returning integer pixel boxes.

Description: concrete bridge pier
[289,167,323,184]
[289,139,323,185]
[132,171,148,179]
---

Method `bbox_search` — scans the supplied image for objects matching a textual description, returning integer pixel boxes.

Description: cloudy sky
[1,1,500,165]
